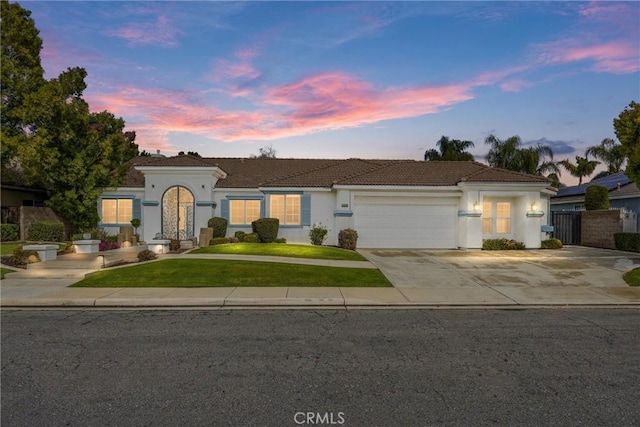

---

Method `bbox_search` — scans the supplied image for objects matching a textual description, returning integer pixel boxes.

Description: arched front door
[162,186,194,240]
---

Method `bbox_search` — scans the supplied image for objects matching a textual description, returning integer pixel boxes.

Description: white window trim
[482,199,514,237]
[269,194,301,226]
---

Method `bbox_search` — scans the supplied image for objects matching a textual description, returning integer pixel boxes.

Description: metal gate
[551,211,582,245]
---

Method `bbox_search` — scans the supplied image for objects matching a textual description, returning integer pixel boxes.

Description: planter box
[148,239,170,254]
[73,240,101,254]
[22,244,58,261]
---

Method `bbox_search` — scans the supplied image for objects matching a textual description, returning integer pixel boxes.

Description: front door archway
[162,186,194,240]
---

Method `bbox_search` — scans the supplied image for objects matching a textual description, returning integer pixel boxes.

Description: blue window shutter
[220,199,230,220]
[133,198,142,220]
[261,199,266,218]
[301,194,311,226]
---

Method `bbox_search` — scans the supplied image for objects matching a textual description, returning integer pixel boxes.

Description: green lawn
[1,268,15,279]
[191,243,366,261]
[0,241,65,255]
[72,259,391,288]
[623,268,640,286]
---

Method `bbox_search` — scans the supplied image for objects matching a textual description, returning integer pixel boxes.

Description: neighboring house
[550,173,640,226]
[98,155,555,249]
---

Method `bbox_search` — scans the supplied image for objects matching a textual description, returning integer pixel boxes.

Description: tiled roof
[122,155,551,188]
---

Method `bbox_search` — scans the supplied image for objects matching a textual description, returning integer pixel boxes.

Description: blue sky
[24,1,640,184]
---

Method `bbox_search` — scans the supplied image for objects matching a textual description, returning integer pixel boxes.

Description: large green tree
[1,1,138,231]
[614,101,640,186]
[558,156,600,185]
[0,0,46,169]
[424,136,475,161]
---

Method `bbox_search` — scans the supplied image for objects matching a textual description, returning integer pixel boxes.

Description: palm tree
[546,172,565,189]
[585,137,625,177]
[558,156,601,185]
[484,134,522,170]
[424,136,475,161]
[484,134,560,177]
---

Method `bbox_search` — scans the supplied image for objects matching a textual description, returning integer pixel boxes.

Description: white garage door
[353,196,458,249]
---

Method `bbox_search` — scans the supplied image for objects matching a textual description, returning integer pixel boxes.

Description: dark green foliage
[251,218,279,243]
[243,233,259,243]
[614,233,640,253]
[234,230,246,242]
[1,224,19,241]
[541,238,563,249]
[309,223,328,245]
[207,217,228,238]
[137,249,157,262]
[27,220,64,241]
[338,228,358,251]
[274,238,287,244]
[615,102,640,188]
[424,136,475,161]
[584,185,610,210]
[482,238,526,250]
[210,237,228,246]
[12,247,40,265]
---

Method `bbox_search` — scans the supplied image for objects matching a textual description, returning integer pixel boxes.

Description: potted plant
[130,218,141,244]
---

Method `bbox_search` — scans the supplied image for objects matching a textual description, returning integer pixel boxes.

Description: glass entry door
[162,186,194,240]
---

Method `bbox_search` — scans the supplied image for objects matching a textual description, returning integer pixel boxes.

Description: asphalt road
[2,309,639,427]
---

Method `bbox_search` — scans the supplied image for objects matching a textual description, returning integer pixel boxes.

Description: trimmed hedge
[1,224,19,241]
[27,221,64,242]
[252,218,279,243]
[338,228,358,251]
[274,238,287,244]
[234,231,246,242]
[482,238,526,250]
[541,238,563,249]
[585,185,610,211]
[243,233,259,243]
[210,237,228,245]
[207,217,228,238]
[614,233,640,253]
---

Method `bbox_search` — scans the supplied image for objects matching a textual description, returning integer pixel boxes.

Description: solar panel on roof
[554,172,630,197]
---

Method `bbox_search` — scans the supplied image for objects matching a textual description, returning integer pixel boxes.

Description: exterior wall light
[473,201,481,212]
[531,201,539,211]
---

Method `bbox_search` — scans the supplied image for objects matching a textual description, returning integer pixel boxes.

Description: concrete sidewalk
[2,279,640,307]
[2,247,640,308]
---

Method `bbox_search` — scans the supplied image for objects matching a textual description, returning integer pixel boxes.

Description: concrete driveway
[359,246,640,304]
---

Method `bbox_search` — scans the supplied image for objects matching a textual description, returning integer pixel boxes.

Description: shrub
[274,238,287,244]
[309,223,328,246]
[614,233,640,253]
[99,241,120,251]
[169,239,181,251]
[585,185,610,210]
[243,233,259,243]
[207,217,228,238]
[137,249,158,262]
[27,221,64,242]
[338,228,358,251]
[482,238,526,250]
[210,237,228,245]
[234,231,246,242]
[252,218,279,243]
[541,238,563,249]
[1,224,19,241]
[228,237,239,244]
[12,247,40,265]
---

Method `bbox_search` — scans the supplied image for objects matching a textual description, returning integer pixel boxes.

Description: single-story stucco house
[98,154,555,249]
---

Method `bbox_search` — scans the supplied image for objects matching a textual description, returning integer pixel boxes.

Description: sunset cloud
[88,72,477,148]
[107,15,180,47]
[537,39,639,74]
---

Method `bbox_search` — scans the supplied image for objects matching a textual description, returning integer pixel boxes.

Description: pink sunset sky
[27,0,640,186]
